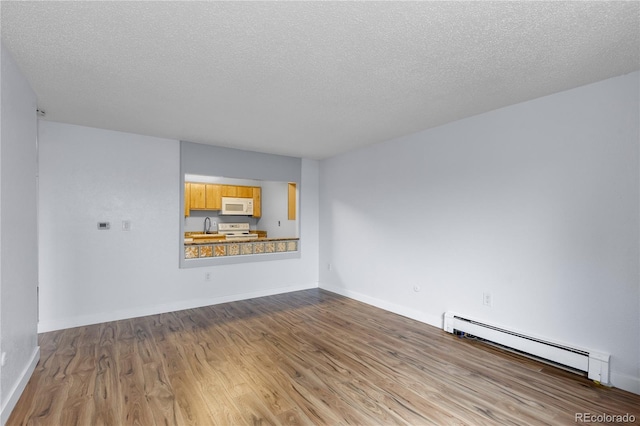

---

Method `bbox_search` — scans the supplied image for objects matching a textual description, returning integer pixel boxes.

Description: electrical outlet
[205,272,211,281]
[122,220,131,231]
[483,292,492,307]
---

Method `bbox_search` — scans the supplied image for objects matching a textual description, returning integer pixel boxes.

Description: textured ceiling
[2,1,639,159]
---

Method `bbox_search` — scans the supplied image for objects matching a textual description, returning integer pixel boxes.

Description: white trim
[319,283,443,329]
[444,312,610,383]
[1,346,40,425]
[38,282,318,333]
[319,287,640,396]
[610,372,640,395]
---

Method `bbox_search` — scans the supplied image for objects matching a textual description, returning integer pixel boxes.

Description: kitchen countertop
[185,234,299,259]
[184,236,299,245]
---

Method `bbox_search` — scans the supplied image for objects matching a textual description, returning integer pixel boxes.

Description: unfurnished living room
[1,1,639,425]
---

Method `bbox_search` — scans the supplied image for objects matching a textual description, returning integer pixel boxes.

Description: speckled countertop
[184,234,299,245]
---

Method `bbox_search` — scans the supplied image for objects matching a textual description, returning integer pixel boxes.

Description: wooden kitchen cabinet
[205,184,222,210]
[184,182,191,216]
[187,183,222,211]
[220,184,254,199]
[237,186,254,198]
[221,185,237,197]
[190,183,206,209]
[252,187,261,218]
[185,182,261,216]
[288,182,297,220]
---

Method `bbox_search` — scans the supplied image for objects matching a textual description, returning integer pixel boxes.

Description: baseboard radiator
[443,312,610,385]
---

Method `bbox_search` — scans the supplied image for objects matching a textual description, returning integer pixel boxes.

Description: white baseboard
[38,282,318,333]
[320,283,640,397]
[319,283,443,329]
[610,371,640,395]
[1,346,40,425]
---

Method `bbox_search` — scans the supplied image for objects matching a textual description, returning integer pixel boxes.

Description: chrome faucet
[204,217,211,234]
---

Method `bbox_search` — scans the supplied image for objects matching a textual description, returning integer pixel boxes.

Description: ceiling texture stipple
[1,1,639,160]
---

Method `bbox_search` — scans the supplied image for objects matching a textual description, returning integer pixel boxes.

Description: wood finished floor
[8,289,640,425]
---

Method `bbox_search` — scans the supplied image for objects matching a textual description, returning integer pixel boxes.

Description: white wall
[319,72,640,393]
[38,121,319,332]
[0,44,40,424]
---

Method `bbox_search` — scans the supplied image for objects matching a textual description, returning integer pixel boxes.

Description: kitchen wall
[0,43,39,423]
[183,175,261,233]
[260,180,299,238]
[183,175,298,237]
[318,72,640,393]
[185,211,259,233]
[38,121,319,333]
[180,142,302,267]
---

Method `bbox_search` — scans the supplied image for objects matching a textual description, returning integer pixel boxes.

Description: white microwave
[221,197,254,215]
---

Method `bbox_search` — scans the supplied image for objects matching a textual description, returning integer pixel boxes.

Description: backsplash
[185,239,298,259]
[184,210,259,232]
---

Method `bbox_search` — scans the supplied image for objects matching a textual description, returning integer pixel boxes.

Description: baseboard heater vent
[443,312,610,385]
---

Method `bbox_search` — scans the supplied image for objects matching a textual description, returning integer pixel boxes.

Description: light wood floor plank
[8,289,640,425]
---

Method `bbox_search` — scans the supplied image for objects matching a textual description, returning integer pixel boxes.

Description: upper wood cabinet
[220,185,253,198]
[288,183,297,220]
[184,183,191,217]
[189,183,206,210]
[237,186,254,198]
[188,183,220,211]
[205,184,222,210]
[221,185,237,197]
[252,187,261,218]
[185,182,262,218]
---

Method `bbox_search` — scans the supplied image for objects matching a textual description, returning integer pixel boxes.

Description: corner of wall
[1,42,40,424]
[0,347,39,425]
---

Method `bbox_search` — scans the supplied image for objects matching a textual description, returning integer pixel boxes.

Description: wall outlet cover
[483,292,492,307]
